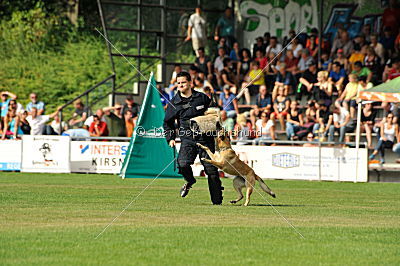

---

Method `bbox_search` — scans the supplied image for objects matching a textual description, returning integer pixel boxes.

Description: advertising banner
[70,141,129,173]
[21,136,71,173]
[0,140,22,171]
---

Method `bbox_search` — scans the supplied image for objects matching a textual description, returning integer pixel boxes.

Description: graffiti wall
[239,0,318,48]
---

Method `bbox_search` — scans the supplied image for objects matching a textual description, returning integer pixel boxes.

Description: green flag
[120,73,182,179]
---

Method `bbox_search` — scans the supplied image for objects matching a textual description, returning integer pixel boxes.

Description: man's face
[94,117,100,124]
[31,108,38,118]
[354,65,361,72]
[198,49,204,57]
[96,109,104,118]
[177,76,191,94]
[30,94,37,103]
[333,64,339,72]
[225,8,232,18]
[1,94,7,102]
[218,48,225,57]
[270,39,276,47]
[259,86,267,95]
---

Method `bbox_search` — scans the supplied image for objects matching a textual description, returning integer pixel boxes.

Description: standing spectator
[103,105,126,137]
[252,37,266,58]
[195,47,212,80]
[220,110,234,135]
[329,62,347,95]
[218,85,239,118]
[352,61,372,83]
[214,7,235,49]
[125,110,135,137]
[369,112,398,164]
[157,86,170,109]
[89,115,109,137]
[26,93,45,115]
[1,104,23,140]
[254,111,275,144]
[298,60,318,101]
[370,34,385,65]
[249,85,272,128]
[122,95,140,119]
[236,48,252,84]
[265,37,283,60]
[286,100,304,140]
[26,106,61,135]
[271,85,290,130]
[263,32,271,48]
[382,0,400,36]
[69,99,89,128]
[361,101,377,149]
[185,6,207,56]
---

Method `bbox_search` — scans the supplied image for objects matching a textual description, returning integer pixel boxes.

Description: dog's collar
[218,147,231,152]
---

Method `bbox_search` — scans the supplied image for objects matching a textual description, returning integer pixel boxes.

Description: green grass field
[0,172,399,265]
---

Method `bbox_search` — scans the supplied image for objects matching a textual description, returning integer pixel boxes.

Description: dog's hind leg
[244,177,256,206]
[230,176,245,204]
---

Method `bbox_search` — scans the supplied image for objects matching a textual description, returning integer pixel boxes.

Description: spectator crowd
[2,3,400,164]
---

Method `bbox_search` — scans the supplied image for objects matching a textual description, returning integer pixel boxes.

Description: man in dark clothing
[122,95,140,118]
[298,60,318,101]
[163,71,223,205]
[103,105,126,137]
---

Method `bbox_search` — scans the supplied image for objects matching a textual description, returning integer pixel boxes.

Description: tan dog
[197,131,276,206]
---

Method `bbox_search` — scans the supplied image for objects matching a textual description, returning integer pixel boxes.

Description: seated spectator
[242,61,265,102]
[294,49,313,77]
[358,76,373,91]
[252,37,266,58]
[189,65,200,81]
[362,24,372,43]
[364,46,382,83]
[287,37,303,58]
[339,74,361,119]
[383,57,400,82]
[220,58,237,92]
[319,51,332,71]
[84,109,106,128]
[369,112,397,164]
[216,37,230,55]
[195,47,213,81]
[19,110,31,135]
[26,106,61,135]
[233,114,254,145]
[194,77,215,95]
[286,100,304,140]
[250,85,272,128]
[302,100,318,134]
[284,50,299,74]
[313,101,334,142]
[125,110,135,137]
[69,99,89,128]
[254,111,275,144]
[352,61,372,83]
[1,103,23,139]
[306,35,318,58]
[370,34,385,64]
[214,47,228,86]
[298,60,318,101]
[361,101,377,149]
[271,85,290,130]
[332,101,355,144]
[236,48,252,84]
[303,132,318,147]
[26,93,45,115]
[220,110,234,135]
[0,91,17,131]
[263,32,271,48]
[168,64,182,97]
[218,85,239,118]
[265,52,278,90]
[349,44,366,72]
[254,49,267,70]
[313,71,333,107]
[43,113,67,135]
[89,115,109,137]
[229,41,240,62]
[272,63,294,100]
[265,37,283,60]
[103,104,126,137]
[330,30,353,58]
[283,29,296,47]
[329,61,347,95]
[122,95,140,119]
[333,49,349,73]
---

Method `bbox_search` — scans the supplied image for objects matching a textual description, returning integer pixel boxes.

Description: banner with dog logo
[70,141,129,173]
[21,135,71,173]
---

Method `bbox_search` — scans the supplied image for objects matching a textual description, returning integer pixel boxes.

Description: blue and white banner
[0,140,22,171]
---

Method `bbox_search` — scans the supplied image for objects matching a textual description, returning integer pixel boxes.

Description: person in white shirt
[254,111,276,145]
[26,106,61,135]
[185,6,207,56]
[331,101,355,143]
[265,37,283,60]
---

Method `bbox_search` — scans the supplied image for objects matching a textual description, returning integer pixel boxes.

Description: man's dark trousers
[177,137,223,204]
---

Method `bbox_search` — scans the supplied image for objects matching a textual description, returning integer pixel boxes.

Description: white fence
[0,136,368,182]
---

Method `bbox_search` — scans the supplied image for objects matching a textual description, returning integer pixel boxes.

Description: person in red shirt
[388,58,400,80]
[89,115,109,137]
[254,49,267,70]
[382,0,400,36]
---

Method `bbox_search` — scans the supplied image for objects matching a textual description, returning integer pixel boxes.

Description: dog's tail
[255,175,276,198]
